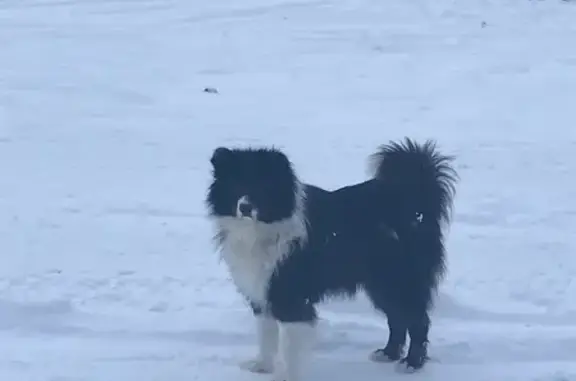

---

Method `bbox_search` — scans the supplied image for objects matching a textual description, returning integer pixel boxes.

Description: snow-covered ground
[2,0,576,379]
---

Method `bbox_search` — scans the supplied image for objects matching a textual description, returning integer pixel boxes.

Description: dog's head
[207,146,300,224]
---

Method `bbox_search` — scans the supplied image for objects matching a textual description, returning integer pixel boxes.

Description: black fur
[206,138,458,371]
[208,146,299,223]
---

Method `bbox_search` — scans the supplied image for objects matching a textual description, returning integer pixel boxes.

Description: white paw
[239,358,274,374]
[395,361,418,374]
[369,350,397,363]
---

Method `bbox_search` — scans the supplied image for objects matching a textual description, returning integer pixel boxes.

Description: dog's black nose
[239,202,253,216]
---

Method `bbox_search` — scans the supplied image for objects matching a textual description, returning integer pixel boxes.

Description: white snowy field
[2,0,576,380]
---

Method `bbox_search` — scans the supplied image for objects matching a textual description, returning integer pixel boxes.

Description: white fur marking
[240,315,279,374]
[275,322,316,381]
[369,350,397,363]
[236,195,258,219]
[213,182,307,306]
[415,212,424,223]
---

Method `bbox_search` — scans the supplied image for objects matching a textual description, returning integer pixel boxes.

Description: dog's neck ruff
[212,182,307,306]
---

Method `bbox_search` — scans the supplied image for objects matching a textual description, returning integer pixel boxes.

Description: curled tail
[370,137,457,231]
[370,138,458,293]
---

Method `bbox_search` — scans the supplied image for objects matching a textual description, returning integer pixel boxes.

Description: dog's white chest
[219,228,285,306]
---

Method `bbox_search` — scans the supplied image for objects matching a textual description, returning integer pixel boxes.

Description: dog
[206,138,457,381]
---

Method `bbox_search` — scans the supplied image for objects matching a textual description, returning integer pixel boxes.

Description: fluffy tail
[370,138,457,229]
[370,138,458,293]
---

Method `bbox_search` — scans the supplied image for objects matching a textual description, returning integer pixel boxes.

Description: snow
[1,0,576,379]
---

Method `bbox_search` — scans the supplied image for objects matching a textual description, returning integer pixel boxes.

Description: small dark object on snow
[481,21,487,28]
[203,87,219,94]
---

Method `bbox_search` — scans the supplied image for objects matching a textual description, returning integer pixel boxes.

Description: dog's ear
[210,147,232,168]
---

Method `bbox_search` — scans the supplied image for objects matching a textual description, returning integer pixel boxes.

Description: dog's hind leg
[369,310,407,362]
[400,311,430,371]
[365,290,407,363]
[366,291,431,371]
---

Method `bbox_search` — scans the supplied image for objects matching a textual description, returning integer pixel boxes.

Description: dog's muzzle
[236,196,256,219]
[239,202,253,217]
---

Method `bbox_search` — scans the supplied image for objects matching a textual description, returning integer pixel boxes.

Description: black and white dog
[206,138,457,381]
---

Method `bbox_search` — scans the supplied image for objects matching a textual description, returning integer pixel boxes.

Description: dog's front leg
[273,321,316,381]
[269,299,317,381]
[240,304,279,374]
